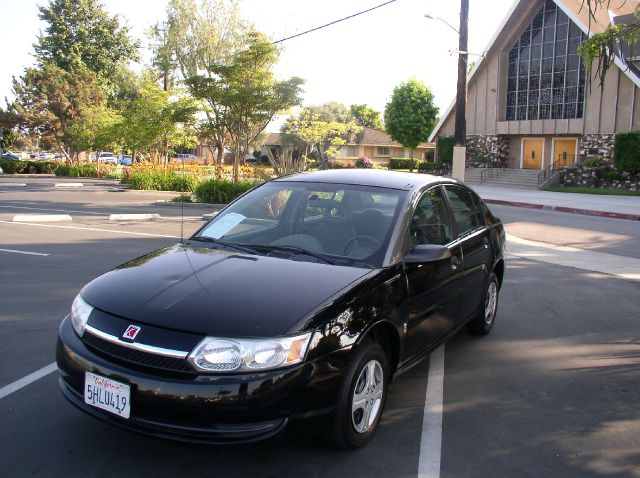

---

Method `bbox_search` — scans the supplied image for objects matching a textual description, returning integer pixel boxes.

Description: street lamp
[424,2,469,182]
[424,14,459,35]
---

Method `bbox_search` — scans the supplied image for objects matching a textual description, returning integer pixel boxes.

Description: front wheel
[323,340,389,449]
[467,272,500,335]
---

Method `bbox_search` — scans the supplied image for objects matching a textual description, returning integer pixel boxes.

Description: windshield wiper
[190,236,259,255]
[256,244,336,265]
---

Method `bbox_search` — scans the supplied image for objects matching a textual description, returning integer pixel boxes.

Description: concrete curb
[108,213,160,221]
[202,212,219,221]
[54,183,83,188]
[154,200,226,208]
[484,199,640,221]
[13,214,72,222]
[0,183,27,187]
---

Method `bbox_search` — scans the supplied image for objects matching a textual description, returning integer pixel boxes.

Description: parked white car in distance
[97,152,118,164]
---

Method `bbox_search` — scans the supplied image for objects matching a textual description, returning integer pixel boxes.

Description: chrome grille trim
[84,324,190,359]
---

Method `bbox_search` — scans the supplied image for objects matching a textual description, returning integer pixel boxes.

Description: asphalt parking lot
[1,179,639,478]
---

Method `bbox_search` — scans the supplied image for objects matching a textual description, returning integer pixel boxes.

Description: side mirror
[404,244,452,264]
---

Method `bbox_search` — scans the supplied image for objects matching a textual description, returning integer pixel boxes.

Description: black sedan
[57,169,506,449]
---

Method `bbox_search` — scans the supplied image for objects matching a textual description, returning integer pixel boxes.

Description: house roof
[263,132,283,146]
[428,0,640,142]
[355,127,434,148]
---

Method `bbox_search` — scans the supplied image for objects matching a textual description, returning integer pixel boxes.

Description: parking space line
[418,345,445,478]
[0,248,50,256]
[0,362,57,400]
[0,220,180,238]
[0,204,106,216]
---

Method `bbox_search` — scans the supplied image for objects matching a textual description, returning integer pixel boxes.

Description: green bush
[389,157,420,170]
[437,136,455,164]
[418,161,438,172]
[582,155,604,167]
[0,159,58,174]
[55,163,104,178]
[193,178,259,204]
[125,170,199,192]
[599,170,620,181]
[614,131,640,172]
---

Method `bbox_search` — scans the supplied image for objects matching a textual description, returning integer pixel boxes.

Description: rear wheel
[323,339,389,449]
[467,272,499,335]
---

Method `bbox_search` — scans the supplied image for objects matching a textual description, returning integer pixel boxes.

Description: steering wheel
[344,235,382,257]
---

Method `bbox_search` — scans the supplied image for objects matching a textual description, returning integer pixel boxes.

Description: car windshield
[195,181,407,267]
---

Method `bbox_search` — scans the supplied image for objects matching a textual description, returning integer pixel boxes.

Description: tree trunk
[409,147,414,172]
[216,141,223,165]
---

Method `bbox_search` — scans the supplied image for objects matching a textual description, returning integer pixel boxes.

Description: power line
[272,0,399,44]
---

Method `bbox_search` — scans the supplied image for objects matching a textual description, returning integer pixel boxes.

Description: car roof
[273,169,459,191]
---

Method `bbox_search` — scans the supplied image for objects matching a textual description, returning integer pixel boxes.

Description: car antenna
[180,155,185,244]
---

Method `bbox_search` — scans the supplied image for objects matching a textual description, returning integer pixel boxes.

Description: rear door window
[443,185,484,237]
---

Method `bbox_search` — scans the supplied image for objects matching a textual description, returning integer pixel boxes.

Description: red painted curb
[484,199,640,221]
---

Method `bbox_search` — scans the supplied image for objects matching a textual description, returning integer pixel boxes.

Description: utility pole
[452,0,469,181]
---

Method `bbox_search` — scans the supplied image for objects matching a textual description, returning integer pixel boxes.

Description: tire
[467,272,500,335]
[323,339,389,449]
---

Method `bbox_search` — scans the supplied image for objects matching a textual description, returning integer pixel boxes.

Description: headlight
[188,333,312,372]
[70,294,93,337]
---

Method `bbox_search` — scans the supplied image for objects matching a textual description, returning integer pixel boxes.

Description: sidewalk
[470,185,640,221]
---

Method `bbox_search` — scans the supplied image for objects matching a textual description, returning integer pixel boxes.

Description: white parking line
[0,220,179,238]
[0,204,106,215]
[418,345,445,478]
[0,248,50,256]
[54,183,83,188]
[0,362,57,400]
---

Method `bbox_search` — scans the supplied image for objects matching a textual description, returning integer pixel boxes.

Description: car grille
[83,333,196,376]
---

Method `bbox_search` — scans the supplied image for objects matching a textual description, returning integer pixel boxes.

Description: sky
[0,0,516,131]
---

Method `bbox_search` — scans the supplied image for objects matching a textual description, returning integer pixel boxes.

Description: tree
[115,76,198,162]
[166,0,247,165]
[67,104,120,154]
[350,104,383,130]
[384,79,439,169]
[11,63,106,160]
[205,31,304,180]
[578,2,640,85]
[148,21,176,92]
[283,104,361,167]
[35,0,139,84]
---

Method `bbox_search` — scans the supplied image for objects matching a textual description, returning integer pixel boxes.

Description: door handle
[451,256,460,270]
[483,238,490,249]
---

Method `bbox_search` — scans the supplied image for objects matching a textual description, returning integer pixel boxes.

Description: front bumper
[57,317,348,444]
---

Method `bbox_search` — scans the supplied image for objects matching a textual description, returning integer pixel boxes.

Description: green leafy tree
[67,104,120,154]
[384,78,439,169]
[115,76,198,162]
[350,104,383,130]
[204,31,304,179]
[35,0,139,83]
[283,104,361,168]
[166,0,247,164]
[11,63,105,160]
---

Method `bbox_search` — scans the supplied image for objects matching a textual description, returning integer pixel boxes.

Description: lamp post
[425,1,469,181]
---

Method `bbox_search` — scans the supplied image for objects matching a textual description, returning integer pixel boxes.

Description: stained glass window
[506,0,587,121]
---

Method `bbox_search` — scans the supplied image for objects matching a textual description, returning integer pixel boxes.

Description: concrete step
[464,168,541,190]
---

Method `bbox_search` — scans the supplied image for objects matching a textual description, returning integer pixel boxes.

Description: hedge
[0,159,58,174]
[193,178,259,204]
[436,136,455,164]
[614,131,640,172]
[389,157,420,170]
[126,170,199,192]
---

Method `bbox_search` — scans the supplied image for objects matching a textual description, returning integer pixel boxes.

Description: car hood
[81,243,371,337]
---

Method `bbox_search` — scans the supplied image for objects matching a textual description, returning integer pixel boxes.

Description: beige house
[261,128,434,165]
[335,127,434,165]
[429,0,640,170]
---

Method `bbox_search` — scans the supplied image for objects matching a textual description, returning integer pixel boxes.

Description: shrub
[55,163,112,178]
[418,162,438,172]
[582,155,604,167]
[193,178,259,204]
[125,169,199,191]
[355,156,373,168]
[330,161,353,169]
[0,159,58,174]
[437,136,455,164]
[389,157,420,170]
[614,131,640,172]
[599,170,620,181]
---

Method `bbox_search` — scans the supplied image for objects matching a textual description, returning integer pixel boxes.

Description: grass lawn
[550,186,640,196]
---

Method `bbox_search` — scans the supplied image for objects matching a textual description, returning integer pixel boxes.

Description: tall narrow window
[505,0,587,121]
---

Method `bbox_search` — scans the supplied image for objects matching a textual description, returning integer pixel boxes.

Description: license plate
[84,372,131,419]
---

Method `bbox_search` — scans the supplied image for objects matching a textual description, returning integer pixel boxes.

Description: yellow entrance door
[554,139,577,167]
[522,139,544,169]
